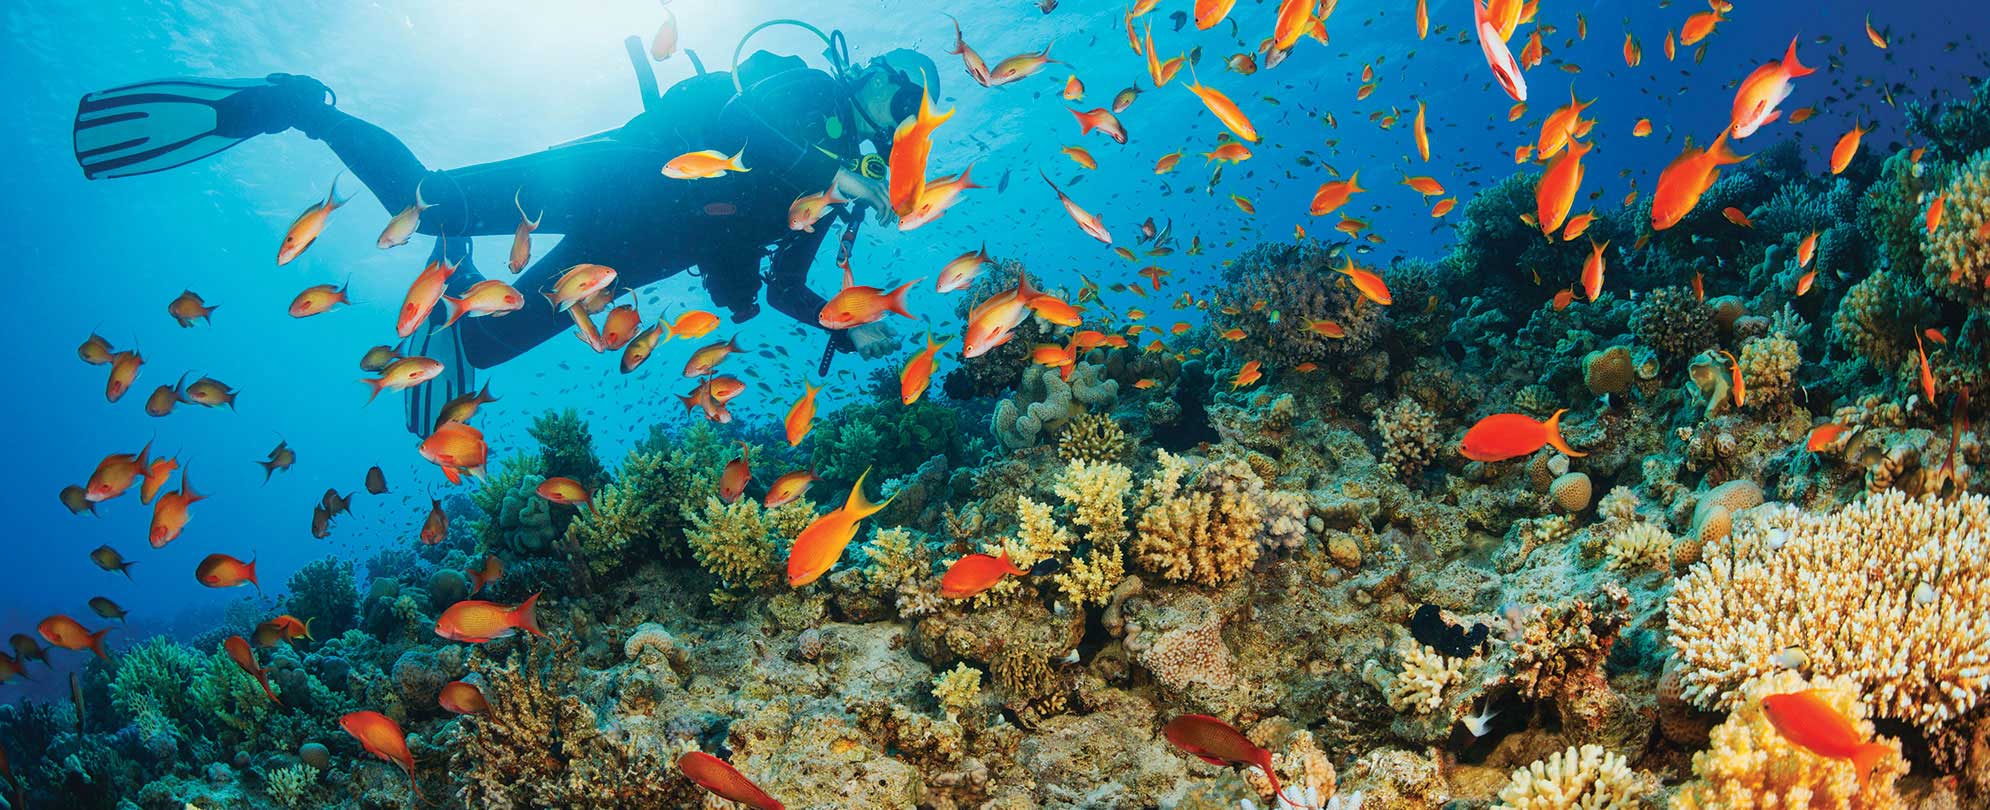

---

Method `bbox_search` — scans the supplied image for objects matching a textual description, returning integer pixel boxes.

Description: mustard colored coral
[1672,671,1908,810]
[1668,491,1990,735]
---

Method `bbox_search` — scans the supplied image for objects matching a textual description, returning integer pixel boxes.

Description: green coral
[265,763,319,808]
[565,450,684,578]
[808,397,963,487]
[471,454,559,557]
[283,557,357,640]
[684,496,815,596]
[528,407,606,487]
[109,637,205,737]
[189,644,279,747]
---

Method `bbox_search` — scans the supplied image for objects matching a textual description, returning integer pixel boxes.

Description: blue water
[0,0,1982,701]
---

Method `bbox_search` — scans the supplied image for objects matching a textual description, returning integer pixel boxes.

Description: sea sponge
[1493,745,1648,810]
[1686,353,1734,421]
[1583,346,1634,396]
[1672,671,1908,810]
[1604,522,1673,572]
[1375,396,1443,481]
[1550,472,1593,514]
[1669,492,1990,737]
[1058,412,1133,462]
[931,663,983,721]
[622,623,678,663]
[993,363,1119,450]
[1362,639,1467,714]
[1922,147,1990,308]
[1630,286,1715,360]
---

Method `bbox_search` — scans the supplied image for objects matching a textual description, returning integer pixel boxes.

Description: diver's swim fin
[74,75,330,180]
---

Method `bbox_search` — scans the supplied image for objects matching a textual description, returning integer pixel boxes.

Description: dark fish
[311,506,332,539]
[997,169,1012,193]
[88,545,134,578]
[88,596,127,623]
[365,466,389,495]
[1169,10,1187,31]
[321,488,352,516]
[8,634,47,668]
[1410,604,1488,658]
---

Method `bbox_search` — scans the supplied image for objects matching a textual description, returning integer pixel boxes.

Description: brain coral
[1668,491,1990,736]
[1672,670,1908,810]
[993,363,1119,450]
[1493,744,1648,810]
[1923,147,1990,308]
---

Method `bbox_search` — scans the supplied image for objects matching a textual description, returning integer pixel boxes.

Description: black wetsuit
[295,52,860,369]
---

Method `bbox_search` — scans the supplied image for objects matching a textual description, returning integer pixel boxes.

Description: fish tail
[119,562,136,580]
[885,280,922,319]
[1781,36,1816,77]
[360,377,386,405]
[729,145,749,172]
[1543,408,1588,457]
[439,296,467,329]
[845,468,898,519]
[513,592,546,638]
[1850,742,1891,791]
[303,617,316,641]
[88,627,115,660]
[1709,131,1749,166]
[256,672,284,707]
[259,459,276,484]
[1347,170,1363,193]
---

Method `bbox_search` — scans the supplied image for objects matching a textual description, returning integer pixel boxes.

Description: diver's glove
[847,322,901,359]
[833,168,896,226]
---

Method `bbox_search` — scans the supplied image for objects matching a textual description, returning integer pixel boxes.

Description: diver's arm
[765,228,852,350]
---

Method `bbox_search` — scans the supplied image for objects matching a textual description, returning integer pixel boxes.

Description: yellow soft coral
[1052,459,1133,546]
[1672,671,1907,810]
[1493,744,1649,810]
[1669,491,1990,736]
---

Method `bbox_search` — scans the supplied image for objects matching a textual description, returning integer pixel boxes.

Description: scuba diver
[72,23,939,433]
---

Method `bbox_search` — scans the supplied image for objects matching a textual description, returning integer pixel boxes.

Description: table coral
[1671,671,1908,810]
[1491,744,1649,810]
[1668,491,1990,740]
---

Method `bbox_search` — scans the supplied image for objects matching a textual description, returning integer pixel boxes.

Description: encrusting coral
[1669,491,1990,736]
[1672,670,1909,810]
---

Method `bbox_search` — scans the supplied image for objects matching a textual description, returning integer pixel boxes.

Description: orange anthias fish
[682,335,744,377]
[1402,175,1445,196]
[1154,150,1184,174]
[1916,332,1937,404]
[1040,171,1113,244]
[376,180,432,250]
[666,310,721,341]
[787,469,895,587]
[434,593,544,643]
[1231,360,1263,389]
[897,163,983,231]
[719,444,753,504]
[1623,32,1642,67]
[254,615,314,647]
[1761,690,1895,791]
[289,279,352,317]
[901,331,948,405]
[963,272,1045,357]
[1927,193,1948,236]
[1183,70,1259,143]
[1797,268,1817,297]
[1198,0,1239,30]
[1309,172,1364,217]
[139,455,177,504]
[86,441,151,502]
[148,471,203,548]
[1204,142,1253,164]
[1581,240,1608,302]
[37,615,113,659]
[1730,37,1816,139]
[276,173,348,266]
[1721,350,1747,407]
[941,551,1031,598]
[1561,211,1597,241]
[508,189,542,273]
[1070,107,1128,144]
[1797,231,1820,268]
[1806,423,1849,452]
[679,751,783,810]
[945,13,993,87]
[1537,88,1596,160]
[418,421,489,484]
[888,89,955,217]
[197,553,259,593]
[936,245,994,294]
[1535,140,1592,237]
[1413,100,1432,162]
[1334,258,1392,305]
[439,680,489,715]
[467,555,505,595]
[662,147,749,180]
[620,323,663,373]
[788,185,847,233]
[442,280,526,329]
[1271,0,1315,52]
[342,711,422,801]
[1679,5,1725,46]
[395,255,458,338]
[224,635,282,705]
[1473,0,1528,102]
[1652,132,1748,230]
[1830,122,1868,175]
[106,350,143,402]
[166,290,217,327]
[785,382,823,446]
[819,265,919,329]
[1165,714,1295,807]
[764,469,819,509]
[988,42,1058,86]
[535,476,590,508]
[543,263,618,313]
[1459,410,1585,462]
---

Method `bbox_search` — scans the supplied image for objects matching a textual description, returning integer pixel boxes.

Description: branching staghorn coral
[1603,522,1673,572]
[1130,483,1263,586]
[684,496,814,597]
[564,450,677,578]
[1668,491,1990,737]
[931,663,983,721]
[1493,744,1650,810]
[1362,639,1467,714]
[1672,671,1909,810]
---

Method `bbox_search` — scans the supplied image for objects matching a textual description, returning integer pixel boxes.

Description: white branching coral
[1668,491,1990,736]
[1362,640,1466,714]
[1493,745,1647,810]
[1603,522,1673,572]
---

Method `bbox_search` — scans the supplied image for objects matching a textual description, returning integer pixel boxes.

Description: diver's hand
[833,168,896,226]
[847,322,900,359]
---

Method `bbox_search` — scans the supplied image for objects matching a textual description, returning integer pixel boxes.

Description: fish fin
[1850,742,1891,791]
[442,466,462,486]
[845,467,897,518]
[1543,408,1588,457]
[1781,36,1816,78]
[513,592,546,637]
[303,617,316,641]
[885,279,923,319]
[359,377,386,405]
[88,627,115,660]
